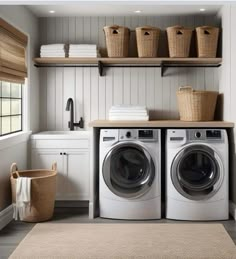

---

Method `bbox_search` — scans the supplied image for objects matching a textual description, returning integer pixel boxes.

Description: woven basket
[136,26,160,57]
[10,162,57,222]
[167,26,193,57]
[177,86,218,121]
[196,26,219,58]
[103,25,130,57]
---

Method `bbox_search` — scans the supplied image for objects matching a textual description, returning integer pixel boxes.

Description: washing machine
[99,129,161,220]
[166,129,228,221]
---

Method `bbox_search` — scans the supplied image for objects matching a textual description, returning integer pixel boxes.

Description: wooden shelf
[34,57,222,76]
[89,120,234,128]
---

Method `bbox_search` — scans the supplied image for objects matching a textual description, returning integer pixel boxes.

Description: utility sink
[31,130,90,140]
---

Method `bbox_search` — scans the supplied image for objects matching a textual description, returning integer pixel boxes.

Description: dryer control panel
[119,129,158,142]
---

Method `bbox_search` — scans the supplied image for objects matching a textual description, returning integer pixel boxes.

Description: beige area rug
[10,223,236,259]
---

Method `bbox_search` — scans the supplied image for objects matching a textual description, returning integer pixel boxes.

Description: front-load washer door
[171,145,223,200]
[103,143,155,199]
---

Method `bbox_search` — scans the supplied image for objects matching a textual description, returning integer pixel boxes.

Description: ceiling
[25,2,222,17]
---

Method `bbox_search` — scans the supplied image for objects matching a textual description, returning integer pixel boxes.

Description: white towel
[40,53,66,58]
[110,105,148,111]
[109,115,149,121]
[69,44,97,50]
[13,177,31,221]
[41,44,65,50]
[40,50,65,54]
[69,54,98,58]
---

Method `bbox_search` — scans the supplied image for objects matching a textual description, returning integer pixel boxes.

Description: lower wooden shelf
[89,120,234,128]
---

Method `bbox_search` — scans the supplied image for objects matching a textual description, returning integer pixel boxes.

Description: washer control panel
[119,129,158,142]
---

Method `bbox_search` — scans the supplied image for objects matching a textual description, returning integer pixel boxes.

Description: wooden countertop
[89,120,234,128]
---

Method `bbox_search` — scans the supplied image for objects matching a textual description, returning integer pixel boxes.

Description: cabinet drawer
[33,139,89,149]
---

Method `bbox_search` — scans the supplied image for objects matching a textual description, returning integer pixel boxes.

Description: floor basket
[103,25,130,57]
[177,86,218,121]
[167,25,193,57]
[136,26,160,57]
[10,163,57,222]
[196,26,219,58]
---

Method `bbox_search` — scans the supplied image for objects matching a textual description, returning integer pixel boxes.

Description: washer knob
[195,132,201,138]
[126,131,131,138]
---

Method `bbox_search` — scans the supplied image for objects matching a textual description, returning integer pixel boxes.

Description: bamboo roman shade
[0,18,27,83]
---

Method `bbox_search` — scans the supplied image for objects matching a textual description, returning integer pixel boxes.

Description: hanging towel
[13,177,31,220]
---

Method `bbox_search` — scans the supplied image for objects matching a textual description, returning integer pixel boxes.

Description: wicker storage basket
[136,26,161,57]
[103,25,130,57]
[10,162,57,222]
[177,86,218,121]
[196,26,219,58]
[167,26,193,57]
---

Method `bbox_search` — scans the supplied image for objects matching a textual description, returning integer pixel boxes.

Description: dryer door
[103,143,155,199]
[171,145,223,200]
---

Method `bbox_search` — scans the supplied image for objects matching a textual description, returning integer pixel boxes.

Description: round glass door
[171,145,222,200]
[103,143,155,198]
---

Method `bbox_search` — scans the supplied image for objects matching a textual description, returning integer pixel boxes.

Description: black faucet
[65,98,84,130]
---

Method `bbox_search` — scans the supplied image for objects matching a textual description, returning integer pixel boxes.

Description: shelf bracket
[161,62,166,77]
[98,61,104,76]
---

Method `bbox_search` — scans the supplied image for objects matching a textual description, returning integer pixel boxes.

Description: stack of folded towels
[69,44,99,57]
[40,44,66,58]
[109,105,149,121]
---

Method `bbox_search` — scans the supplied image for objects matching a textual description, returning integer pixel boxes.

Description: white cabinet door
[31,149,65,199]
[64,150,90,200]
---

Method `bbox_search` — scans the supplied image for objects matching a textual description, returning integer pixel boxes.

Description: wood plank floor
[0,207,236,259]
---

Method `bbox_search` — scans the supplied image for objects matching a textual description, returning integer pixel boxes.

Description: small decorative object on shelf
[136,26,161,57]
[103,25,130,57]
[196,26,220,58]
[167,25,193,58]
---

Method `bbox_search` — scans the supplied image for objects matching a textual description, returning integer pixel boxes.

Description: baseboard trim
[0,205,13,230]
[229,200,236,220]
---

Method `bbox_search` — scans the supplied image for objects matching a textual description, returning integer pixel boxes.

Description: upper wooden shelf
[33,57,222,76]
[89,120,234,128]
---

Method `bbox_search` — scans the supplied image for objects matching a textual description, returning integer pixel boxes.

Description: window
[0,81,22,136]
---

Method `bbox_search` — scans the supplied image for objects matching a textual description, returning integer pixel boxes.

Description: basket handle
[52,162,57,172]
[10,163,20,178]
[10,163,18,174]
[179,86,193,91]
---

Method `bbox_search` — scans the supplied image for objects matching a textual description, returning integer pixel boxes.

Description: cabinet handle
[60,152,62,155]
[63,152,67,155]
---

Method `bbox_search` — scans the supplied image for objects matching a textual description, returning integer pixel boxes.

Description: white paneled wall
[39,15,220,130]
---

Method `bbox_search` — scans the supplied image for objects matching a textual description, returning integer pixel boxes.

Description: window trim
[0,81,23,137]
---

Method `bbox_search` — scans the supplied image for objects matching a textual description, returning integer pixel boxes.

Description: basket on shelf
[176,86,218,121]
[196,26,220,58]
[10,162,57,222]
[103,25,130,57]
[167,25,193,58]
[136,26,161,57]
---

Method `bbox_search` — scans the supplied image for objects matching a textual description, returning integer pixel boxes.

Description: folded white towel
[110,105,148,111]
[109,111,148,115]
[69,54,98,58]
[13,177,31,221]
[40,53,66,57]
[40,50,65,54]
[109,116,149,121]
[69,50,98,54]
[41,44,65,50]
[69,44,97,50]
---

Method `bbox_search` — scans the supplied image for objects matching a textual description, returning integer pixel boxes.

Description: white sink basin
[39,131,82,135]
[31,130,90,140]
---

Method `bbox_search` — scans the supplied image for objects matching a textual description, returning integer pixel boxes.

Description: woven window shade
[0,18,27,84]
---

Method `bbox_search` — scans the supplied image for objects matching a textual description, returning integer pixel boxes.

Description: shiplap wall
[39,15,220,130]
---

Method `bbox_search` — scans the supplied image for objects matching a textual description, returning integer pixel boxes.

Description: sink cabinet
[31,132,91,201]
